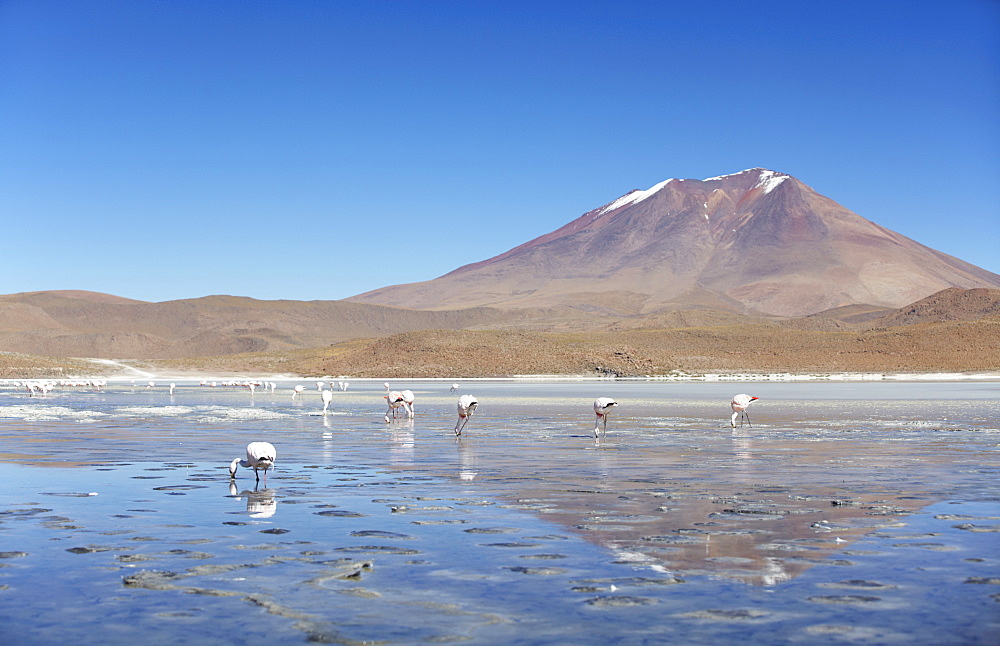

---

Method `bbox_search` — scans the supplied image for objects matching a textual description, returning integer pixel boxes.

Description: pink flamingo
[730,394,759,427]
[455,394,478,435]
[229,442,276,484]
[593,397,618,438]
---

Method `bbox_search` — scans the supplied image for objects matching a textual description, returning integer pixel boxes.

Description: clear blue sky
[2,0,998,303]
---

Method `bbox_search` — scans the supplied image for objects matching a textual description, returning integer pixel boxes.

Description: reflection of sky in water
[0,380,998,643]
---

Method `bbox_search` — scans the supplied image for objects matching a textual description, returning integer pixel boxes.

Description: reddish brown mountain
[349,169,1000,316]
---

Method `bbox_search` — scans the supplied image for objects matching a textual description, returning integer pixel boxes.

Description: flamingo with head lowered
[400,390,415,418]
[455,394,478,436]
[384,391,406,422]
[730,394,759,427]
[593,397,618,438]
[229,442,276,484]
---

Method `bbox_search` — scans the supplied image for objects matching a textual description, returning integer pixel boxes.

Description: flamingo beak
[751,397,759,401]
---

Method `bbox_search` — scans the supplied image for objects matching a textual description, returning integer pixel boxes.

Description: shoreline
[3,368,999,385]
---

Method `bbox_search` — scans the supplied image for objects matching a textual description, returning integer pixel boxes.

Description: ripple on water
[819,580,898,590]
[953,523,1000,533]
[331,545,421,555]
[504,566,568,575]
[805,624,908,641]
[679,608,771,621]
[315,510,367,518]
[464,527,520,534]
[806,594,883,605]
[585,595,658,607]
[350,530,414,539]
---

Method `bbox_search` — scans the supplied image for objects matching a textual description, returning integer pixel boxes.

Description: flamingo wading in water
[593,397,618,438]
[455,394,478,436]
[731,394,759,427]
[229,442,276,484]
[385,391,406,422]
[400,390,415,418]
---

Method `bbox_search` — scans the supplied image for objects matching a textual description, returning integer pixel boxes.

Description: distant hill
[0,291,529,360]
[349,169,1000,317]
[157,315,1000,378]
[2,287,997,373]
[865,287,1000,327]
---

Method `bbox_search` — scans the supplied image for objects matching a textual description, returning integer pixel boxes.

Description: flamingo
[455,394,478,436]
[321,388,334,415]
[169,383,176,395]
[292,385,306,400]
[593,397,618,438]
[384,391,406,422]
[229,441,276,484]
[400,390,415,417]
[450,383,460,393]
[731,394,759,427]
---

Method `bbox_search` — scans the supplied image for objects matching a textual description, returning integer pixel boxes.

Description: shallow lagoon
[1,379,998,644]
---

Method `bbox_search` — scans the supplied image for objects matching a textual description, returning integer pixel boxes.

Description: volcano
[350,168,1000,316]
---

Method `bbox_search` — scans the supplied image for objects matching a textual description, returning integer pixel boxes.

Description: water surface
[1,380,998,644]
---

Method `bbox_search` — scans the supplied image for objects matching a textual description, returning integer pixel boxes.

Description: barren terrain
[3,288,998,379]
[151,318,1000,378]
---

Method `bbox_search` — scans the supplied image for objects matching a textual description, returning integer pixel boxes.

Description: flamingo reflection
[228,482,277,518]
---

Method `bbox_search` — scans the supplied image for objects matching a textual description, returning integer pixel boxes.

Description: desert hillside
[155,318,1000,378]
[0,290,541,360]
[3,288,998,379]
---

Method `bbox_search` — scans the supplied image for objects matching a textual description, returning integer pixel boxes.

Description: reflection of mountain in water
[525,483,917,587]
[437,429,935,587]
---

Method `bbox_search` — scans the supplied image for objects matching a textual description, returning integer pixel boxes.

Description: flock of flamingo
[11,377,758,485]
[12,378,759,485]
[227,388,760,485]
